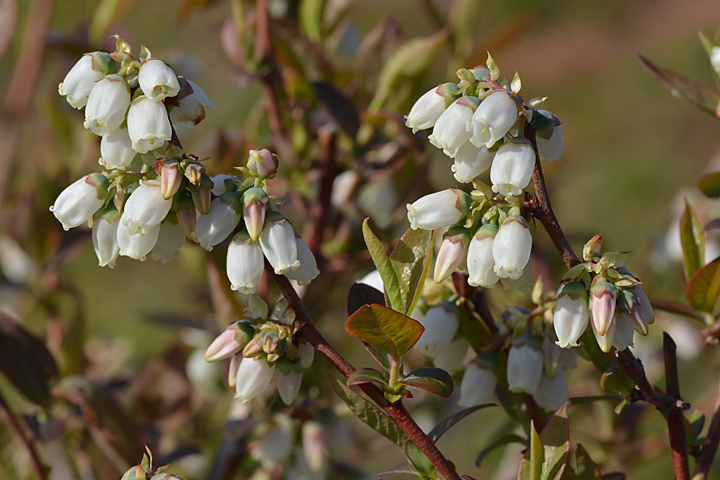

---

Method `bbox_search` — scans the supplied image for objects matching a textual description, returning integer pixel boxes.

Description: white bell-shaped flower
[127,95,172,154]
[405,85,447,133]
[121,182,173,236]
[532,373,569,412]
[467,224,499,288]
[535,110,564,162]
[591,311,617,353]
[507,333,543,394]
[99,127,136,170]
[415,302,459,358]
[467,91,517,148]
[428,96,478,158]
[92,217,120,268]
[150,220,185,263]
[211,174,233,196]
[433,337,470,374]
[500,256,533,292]
[590,281,617,336]
[191,196,241,251]
[458,359,497,407]
[553,282,590,348]
[84,74,130,136]
[51,175,107,230]
[284,237,320,286]
[251,415,294,468]
[58,53,114,109]
[407,188,471,231]
[235,356,276,403]
[169,79,216,131]
[226,233,264,294]
[612,316,635,351]
[490,139,535,197]
[259,216,300,275]
[453,142,495,184]
[277,370,303,405]
[138,59,180,102]
[493,215,532,280]
[117,223,160,261]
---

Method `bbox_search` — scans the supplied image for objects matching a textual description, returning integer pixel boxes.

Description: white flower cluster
[204,296,315,404]
[52,38,318,293]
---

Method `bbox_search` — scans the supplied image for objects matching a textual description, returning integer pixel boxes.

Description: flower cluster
[552,234,655,353]
[204,296,314,404]
[52,38,318,293]
[404,56,563,291]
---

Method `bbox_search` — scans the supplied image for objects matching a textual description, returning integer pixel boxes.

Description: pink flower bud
[247,149,279,178]
[433,228,469,283]
[160,163,182,200]
[205,325,245,362]
[242,188,268,241]
[591,281,617,336]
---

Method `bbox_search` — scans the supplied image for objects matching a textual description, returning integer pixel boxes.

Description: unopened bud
[184,164,203,185]
[243,188,268,241]
[121,466,147,480]
[205,325,244,362]
[160,162,182,199]
[583,234,603,261]
[433,227,470,283]
[248,148,279,178]
[553,282,589,348]
[591,281,617,336]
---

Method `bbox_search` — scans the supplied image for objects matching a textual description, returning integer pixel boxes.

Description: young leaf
[538,404,569,480]
[429,404,496,444]
[363,342,392,371]
[397,367,453,398]
[389,227,434,316]
[348,368,387,388]
[685,256,720,315]
[562,444,602,480]
[634,52,720,116]
[698,172,720,199]
[331,377,408,448]
[345,304,424,360]
[600,360,634,396]
[680,199,705,280]
[518,420,543,480]
[347,282,386,317]
[363,219,404,312]
[404,440,437,479]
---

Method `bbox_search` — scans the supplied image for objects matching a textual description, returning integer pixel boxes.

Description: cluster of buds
[405,55,563,191]
[553,234,655,353]
[204,296,315,404]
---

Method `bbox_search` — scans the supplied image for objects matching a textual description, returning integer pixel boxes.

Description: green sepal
[486,52,500,82]
[87,51,116,75]
[220,191,244,215]
[114,34,132,54]
[85,173,111,201]
[139,45,152,62]
[511,71,521,93]
[557,282,588,302]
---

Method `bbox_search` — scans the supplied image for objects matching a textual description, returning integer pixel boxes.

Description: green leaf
[345,304,424,360]
[518,421,543,480]
[563,444,602,480]
[680,199,705,280]
[600,360,633,396]
[363,342,392,371]
[457,300,493,351]
[634,52,720,116]
[348,368,387,388]
[699,30,715,57]
[374,461,419,479]
[475,434,526,467]
[580,326,609,372]
[363,219,404,312]
[299,0,327,42]
[685,256,720,315]
[685,410,706,446]
[398,367,453,398]
[331,378,408,448]
[404,440,437,479]
[369,30,449,112]
[698,172,720,199]
[389,227,434,316]
[538,404,569,480]
[429,404,495,444]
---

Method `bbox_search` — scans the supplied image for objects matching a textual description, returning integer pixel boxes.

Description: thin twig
[265,264,461,480]
[305,127,338,256]
[0,392,47,480]
[663,333,690,480]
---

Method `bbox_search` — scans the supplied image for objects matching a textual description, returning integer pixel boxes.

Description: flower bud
[433,337,471,374]
[247,149,279,178]
[507,333,543,394]
[84,74,130,136]
[99,127,136,170]
[226,231,264,294]
[299,341,315,368]
[553,282,590,348]
[590,281,617,336]
[434,227,469,283]
[467,224,499,288]
[185,164,203,185]
[284,236,320,286]
[173,190,197,238]
[490,138,535,197]
[59,52,115,109]
[121,182,173,235]
[428,96,478,158]
[120,465,147,480]
[458,354,498,407]
[169,78,216,130]
[634,285,655,324]
[583,233,603,262]
[51,174,108,230]
[117,223,160,261]
[228,353,242,388]
[277,369,302,405]
[591,311,616,353]
[205,325,246,362]
[160,162,182,200]
[92,216,120,268]
[415,302,459,358]
[191,196,241,251]
[612,316,635,351]
[138,59,180,101]
[243,188,268,241]
[127,95,172,154]
[535,110,563,162]
[617,288,648,335]
[404,84,451,133]
[150,220,185,263]
[251,415,294,468]
[302,421,326,473]
[235,356,276,403]
[493,215,532,280]
[453,142,495,183]
[259,214,300,275]
[468,91,518,148]
[532,372,568,412]
[406,188,471,231]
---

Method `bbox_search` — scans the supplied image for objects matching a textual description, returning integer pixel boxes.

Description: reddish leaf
[397,367,453,398]
[698,172,720,199]
[685,256,720,314]
[680,199,705,279]
[345,304,424,360]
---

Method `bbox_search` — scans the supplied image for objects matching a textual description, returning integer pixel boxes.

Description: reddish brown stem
[265,264,461,480]
[663,333,690,480]
[0,393,47,480]
[305,128,339,255]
